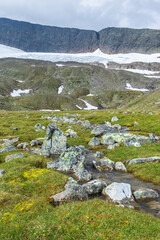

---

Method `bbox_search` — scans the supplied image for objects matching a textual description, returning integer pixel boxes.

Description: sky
[0,0,160,31]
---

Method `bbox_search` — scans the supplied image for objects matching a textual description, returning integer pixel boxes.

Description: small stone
[0,169,5,177]
[95,151,104,158]
[93,157,115,171]
[105,121,112,127]
[65,129,78,138]
[111,116,118,122]
[30,139,43,147]
[17,142,29,149]
[115,162,127,172]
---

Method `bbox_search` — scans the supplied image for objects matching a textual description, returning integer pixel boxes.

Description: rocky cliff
[0,18,160,53]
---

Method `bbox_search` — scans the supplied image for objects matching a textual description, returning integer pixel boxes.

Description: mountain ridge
[1,18,160,54]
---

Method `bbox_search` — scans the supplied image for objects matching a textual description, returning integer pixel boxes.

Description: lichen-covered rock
[47,145,86,171]
[93,157,115,171]
[102,182,133,203]
[65,129,78,138]
[128,156,160,165]
[88,137,100,147]
[107,143,119,150]
[0,169,5,177]
[5,153,25,162]
[29,148,42,155]
[112,124,121,130]
[81,120,91,128]
[50,177,88,205]
[101,133,154,145]
[91,124,107,136]
[42,123,67,157]
[133,189,159,201]
[124,138,141,147]
[83,179,107,195]
[0,145,16,153]
[73,160,92,181]
[115,162,127,172]
[105,121,112,127]
[95,151,104,158]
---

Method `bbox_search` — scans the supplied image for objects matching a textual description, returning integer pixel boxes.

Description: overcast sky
[0,0,160,30]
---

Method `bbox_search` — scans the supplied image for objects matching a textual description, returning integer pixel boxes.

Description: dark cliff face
[1,18,160,54]
[0,18,99,53]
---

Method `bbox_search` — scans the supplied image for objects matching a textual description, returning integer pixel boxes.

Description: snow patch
[87,93,94,96]
[39,109,60,112]
[58,85,64,94]
[79,98,98,110]
[10,89,31,97]
[56,64,65,67]
[76,105,82,110]
[16,80,24,83]
[123,69,159,75]
[126,83,149,92]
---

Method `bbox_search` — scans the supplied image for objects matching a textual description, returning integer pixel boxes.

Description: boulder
[17,142,29,149]
[102,182,133,203]
[5,153,25,162]
[50,177,88,205]
[88,137,100,147]
[81,120,91,128]
[107,143,119,150]
[128,156,160,165]
[93,157,115,171]
[115,162,127,172]
[73,160,92,182]
[133,189,159,201]
[30,139,43,147]
[47,145,86,171]
[42,123,67,157]
[105,121,112,127]
[83,179,107,195]
[95,151,104,158]
[124,138,141,147]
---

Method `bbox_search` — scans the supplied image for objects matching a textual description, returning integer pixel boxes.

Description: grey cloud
[0,0,160,30]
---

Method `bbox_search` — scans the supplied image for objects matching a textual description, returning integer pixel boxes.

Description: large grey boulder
[83,179,107,195]
[128,156,160,165]
[133,189,159,201]
[91,124,107,136]
[102,182,133,203]
[88,137,100,147]
[50,177,88,205]
[73,160,92,181]
[42,123,67,157]
[5,153,25,162]
[47,145,86,171]
[93,157,115,171]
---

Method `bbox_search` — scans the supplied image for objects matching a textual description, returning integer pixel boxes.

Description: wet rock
[128,156,160,165]
[83,179,107,195]
[50,177,88,205]
[111,116,118,122]
[93,157,115,171]
[30,139,43,147]
[91,124,107,136]
[65,129,78,138]
[95,151,104,158]
[17,142,29,149]
[0,169,5,177]
[42,123,67,157]
[88,137,100,147]
[115,162,127,172]
[5,153,25,162]
[102,182,133,203]
[133,189,159,201]
[73,160,92,181]
[0,145,16,153]
[47,145,86,171]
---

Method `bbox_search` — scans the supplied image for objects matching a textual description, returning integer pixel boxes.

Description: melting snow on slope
[58,85,64,94]
[123,69,160,75]
[10,89,31,97]
[87,93,94,96]
[126,83,149,92]
[79,99,98,110]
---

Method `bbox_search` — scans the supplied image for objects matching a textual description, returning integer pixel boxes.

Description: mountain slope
[1,18,160,54]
